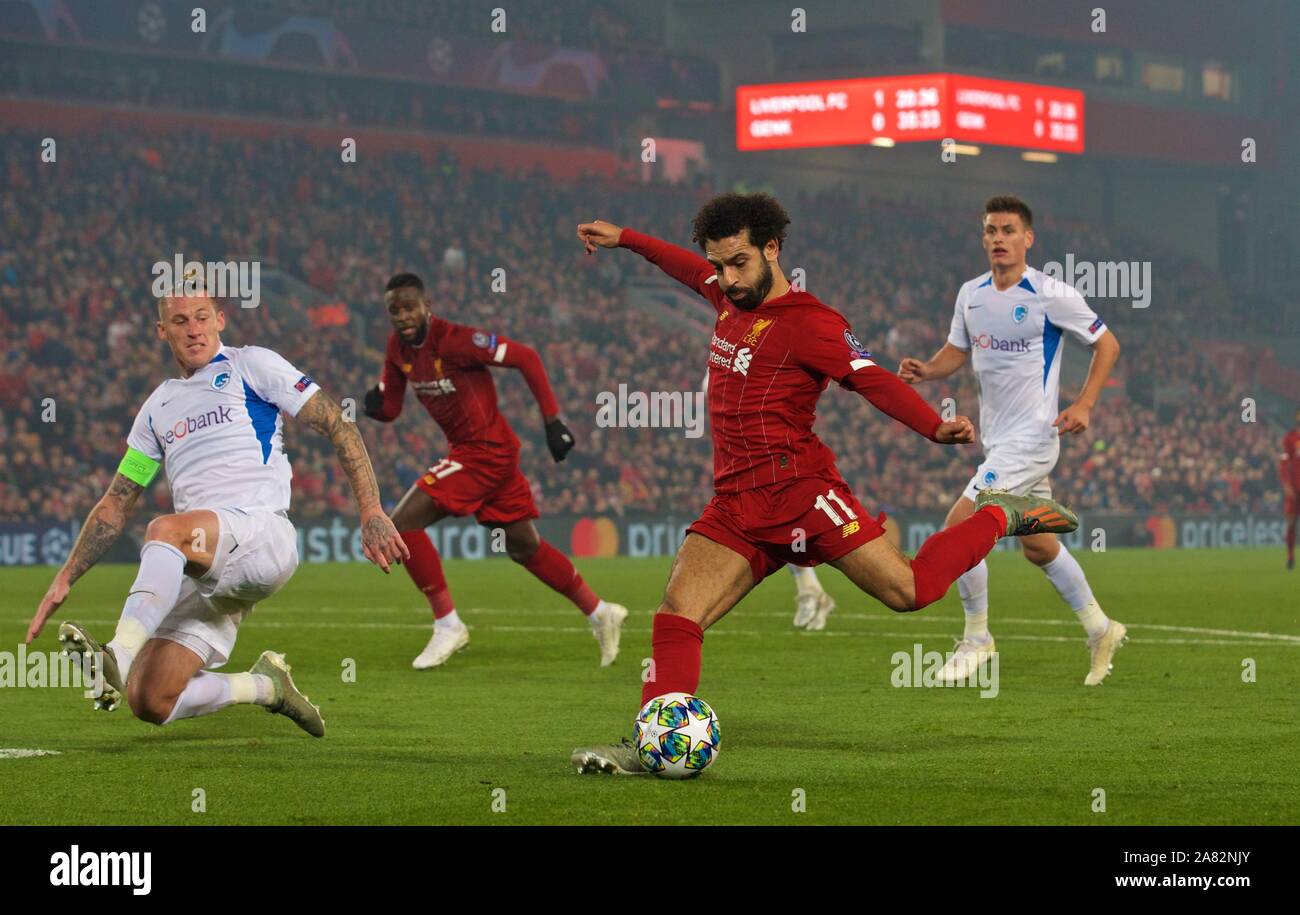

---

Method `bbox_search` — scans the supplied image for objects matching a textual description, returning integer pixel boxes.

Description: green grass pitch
[1,548,1297,825]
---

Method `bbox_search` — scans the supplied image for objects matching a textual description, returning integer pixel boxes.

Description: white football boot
[250,650,325,738]
[57,621,124,712]
[412,624,470,670]
[793,591,818,628]
[571,737,646,775]
[801,591,836,631]
[592,603,628,667]
[1084,620,1128,686]
[937,637,998,684]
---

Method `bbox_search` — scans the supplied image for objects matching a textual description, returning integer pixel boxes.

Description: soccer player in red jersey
[569,194,1079,774]
[363,273,628,669]
[1282,406,1300,570]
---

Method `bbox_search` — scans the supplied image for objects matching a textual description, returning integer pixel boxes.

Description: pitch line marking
[310,607,1300,644]
[9,618,1290,648]
[0,748,62,759]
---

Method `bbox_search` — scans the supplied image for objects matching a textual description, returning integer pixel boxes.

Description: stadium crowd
[0,48,613,146]
[0,128,1286,530]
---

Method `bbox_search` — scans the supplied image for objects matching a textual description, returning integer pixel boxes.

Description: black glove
[362,385,385,420]
[545,418,575,462]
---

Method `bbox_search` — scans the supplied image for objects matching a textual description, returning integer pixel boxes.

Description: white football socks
[1041,545,1108,637]
[588,600,609,629]
[789,565,823,596]
[954,546,1107,642]
[107,540,187,680]
[956,560,991,642]
[163,671,274,723]
[435,609,464,632]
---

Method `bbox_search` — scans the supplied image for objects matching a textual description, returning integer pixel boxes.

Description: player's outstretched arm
[27,472,144,643]
[577,219,716,296]
[576,218,623,254]
[483,336,575,461]
[296,389,410,572]
[1055,329,1119,434]
[898,342,969,384]
[844,367,975,445]
[801,317,973,445]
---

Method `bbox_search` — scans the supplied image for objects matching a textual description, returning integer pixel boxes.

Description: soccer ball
[633,692,720,779]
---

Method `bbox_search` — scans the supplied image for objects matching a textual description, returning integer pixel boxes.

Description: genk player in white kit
[26,289,409,736]
[899,196,1127,685]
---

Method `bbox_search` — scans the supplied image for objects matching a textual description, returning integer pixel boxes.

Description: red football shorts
[1286,492,1298,517]
[414,446,539,525]
[687,474,886,584]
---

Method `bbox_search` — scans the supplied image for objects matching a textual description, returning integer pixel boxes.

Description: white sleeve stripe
[850,358,875,370]
[493,343,507,363]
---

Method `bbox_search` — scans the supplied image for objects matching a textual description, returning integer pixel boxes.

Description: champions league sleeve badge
[843,328,872,358]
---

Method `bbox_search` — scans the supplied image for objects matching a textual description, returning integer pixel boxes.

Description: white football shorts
[961,441,1060,503]
[155,507,299,669]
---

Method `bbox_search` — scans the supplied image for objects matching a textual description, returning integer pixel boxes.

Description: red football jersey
[376,316,559,452]
[1282,429,1300,488]
[621,229,909,494]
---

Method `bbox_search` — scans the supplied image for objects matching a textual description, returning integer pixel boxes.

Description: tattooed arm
[27,473,144,643]
[295,389,409,572]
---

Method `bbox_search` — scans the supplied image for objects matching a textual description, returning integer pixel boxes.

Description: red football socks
[1287,518,1296,562]
[399,529,455,619]
[910,506,1007,610]
[523,540,600,614]
[641,614,704,706]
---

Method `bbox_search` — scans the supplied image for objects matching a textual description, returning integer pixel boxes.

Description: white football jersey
[948,266,1106,451]
[126,344,320,514]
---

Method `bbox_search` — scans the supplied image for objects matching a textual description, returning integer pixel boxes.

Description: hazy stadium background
[2,0,1297,570]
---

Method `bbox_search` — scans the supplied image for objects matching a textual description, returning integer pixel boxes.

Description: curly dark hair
[691,192,791,253]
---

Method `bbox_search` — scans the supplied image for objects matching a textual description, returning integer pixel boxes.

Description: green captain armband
[117,448,161,487]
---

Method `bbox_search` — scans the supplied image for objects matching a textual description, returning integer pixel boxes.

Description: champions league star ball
[634,693,720,779]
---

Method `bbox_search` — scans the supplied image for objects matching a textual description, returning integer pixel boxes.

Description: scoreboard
[737,73,1084,154]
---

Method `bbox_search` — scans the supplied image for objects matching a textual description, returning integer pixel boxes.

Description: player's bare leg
[501,519,629,665]
[790,564,835,630]
[390,483,465,669]
[830,490,1078,613]
[124,638,204,723]
[60,510,220,709]
[572,534,754,774]
[828,536,921,611]
[126,638,323,736]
